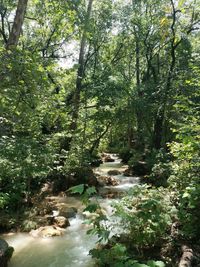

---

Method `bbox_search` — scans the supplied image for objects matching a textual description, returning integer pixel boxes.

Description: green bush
[144,150,172,187]
[113,185,176,248]
[119,147,133,163]
[0,136,53,209]
[90,243,166,267]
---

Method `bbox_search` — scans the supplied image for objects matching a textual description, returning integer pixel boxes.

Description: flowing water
[3,154,140,267]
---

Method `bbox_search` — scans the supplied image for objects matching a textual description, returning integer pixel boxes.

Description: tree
[6,0,28,49]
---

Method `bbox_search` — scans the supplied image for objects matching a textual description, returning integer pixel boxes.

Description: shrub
[113,185,176,249]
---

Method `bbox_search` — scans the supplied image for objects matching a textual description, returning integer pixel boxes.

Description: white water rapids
[3,154,140,267]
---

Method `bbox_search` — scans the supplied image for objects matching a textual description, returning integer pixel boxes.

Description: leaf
[178,0,185,8]
[84,203,98,213]
[68,184,84,194]
[133,264,148,267]
[86,186,97,196]
[182,192,190,198]
[147,260,165,267]
[82,219,93,225]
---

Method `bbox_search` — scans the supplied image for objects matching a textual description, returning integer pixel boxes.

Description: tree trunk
[153,109,164,149]
[6,0,28,50]
[152,0,177,150]
[135,34,145,151]
[178,245,193,267]
[70,0,94,132]
[89,123,111,155]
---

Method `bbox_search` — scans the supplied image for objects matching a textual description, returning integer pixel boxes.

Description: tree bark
[70,0,94,132]
[6,0,28,50]
[135,32,145,151]
[178,245,193,267]
[152,0,177,150]
[89,123,111,155]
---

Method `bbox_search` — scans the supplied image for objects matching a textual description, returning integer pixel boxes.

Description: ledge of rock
[107,170,121,176]
[54,216,70,228]
[30,226,65,238]
[97,175,119,186]
[102,154,115,162]
[123,168,133,177]
[0,238,14,267]
[59,207,77,218]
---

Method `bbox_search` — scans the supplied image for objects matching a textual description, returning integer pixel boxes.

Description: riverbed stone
[30,226,64,238]
[0,238,14,267]
[103,155,115,162]
[60,207,77,218]
[54,216,70,228]
[97,175,119,186]
[107,170,121,176]
[123,168,133,177]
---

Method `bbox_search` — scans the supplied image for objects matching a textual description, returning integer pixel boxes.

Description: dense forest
[0,0,200,266]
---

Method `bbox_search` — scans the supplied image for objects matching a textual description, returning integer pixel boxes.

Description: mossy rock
[0,239,14,267]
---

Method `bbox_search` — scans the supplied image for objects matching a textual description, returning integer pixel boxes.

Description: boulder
[91,158,103,167]
[68,167,98,188]
[54,216,70,228]
[103,155,115,162]
[107,170,121,176]
[97,175,119,186]
[59,207,77,218]
[123,168,133,177]
[0,239,14,267]
[30,226,64,238]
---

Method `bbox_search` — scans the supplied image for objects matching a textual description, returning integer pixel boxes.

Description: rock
[59,207,77,218]
[91,158,103,167]
[0,239,14,267]
[54,216,70,228]
[58,191,67,197]
[21,220,38,232]
[103,155,115,162]
[30,226,64,238]
[107,170,121,176]
[34,200,53,216]
[123,168,133,177]
[97,175,119,186]
[68,167,98,188]
[40,182,53,197]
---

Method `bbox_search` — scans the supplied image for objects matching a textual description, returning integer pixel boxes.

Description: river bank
[2,154,140,267]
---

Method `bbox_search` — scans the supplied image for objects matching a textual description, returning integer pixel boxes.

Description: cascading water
[3,154,140,267]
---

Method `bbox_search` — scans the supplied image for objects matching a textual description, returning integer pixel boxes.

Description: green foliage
[90,243,165,267]
[145,150,172,187]
[0,135,53,209]
[68,184,85,195]
[169,70,200,239]
[0,1,199,266]
[119,147,133,164]
[86,186,173,265]
[113,186,175,248]
[21,220,38,232]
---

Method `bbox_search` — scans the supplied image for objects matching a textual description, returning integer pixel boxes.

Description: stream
[3,154,140,267]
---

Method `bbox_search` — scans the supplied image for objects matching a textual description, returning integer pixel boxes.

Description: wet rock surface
[0,238,14,267]
[102,154,115,162]
[107,170,121,176]
[97,175,119,186]
[30,226,65,238]
[123,168,133,177]
[54,216,70,228]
